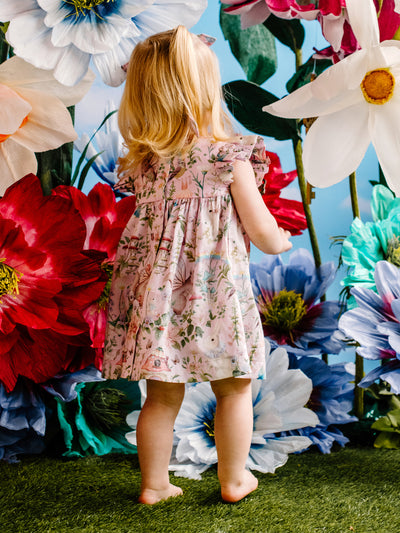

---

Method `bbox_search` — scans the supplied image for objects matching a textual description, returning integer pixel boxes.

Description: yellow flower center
[65,0,115,17]
[0,259,22,301]
[361,69,395,105]
[260,290,307,342]
[386,236,400,267]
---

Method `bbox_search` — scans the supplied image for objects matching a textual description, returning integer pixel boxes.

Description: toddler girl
[103,25,292,505]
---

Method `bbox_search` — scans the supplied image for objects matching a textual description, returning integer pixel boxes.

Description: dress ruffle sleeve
[213,135,270,187]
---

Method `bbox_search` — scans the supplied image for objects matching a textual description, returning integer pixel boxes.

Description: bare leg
[136,379,185,504]
[211,377,257,503]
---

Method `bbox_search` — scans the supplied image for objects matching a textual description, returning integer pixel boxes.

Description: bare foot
[220,470,258,503]
[138,483,183,505]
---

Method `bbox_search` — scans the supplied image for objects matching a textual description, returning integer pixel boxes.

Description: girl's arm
[230,159,292,255]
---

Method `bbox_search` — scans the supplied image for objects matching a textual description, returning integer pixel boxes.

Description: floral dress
[102,135,269,383]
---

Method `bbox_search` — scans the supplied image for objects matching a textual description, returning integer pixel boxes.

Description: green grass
[0,447,399,533]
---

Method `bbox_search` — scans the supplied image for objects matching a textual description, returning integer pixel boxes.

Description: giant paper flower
[263,0,400,196]
[260,150,306,236]
[0,0,207,86]
[0,379,46,462]
[0,55,93,193]
[284,355,357,453]
[250,249,343,356]
[339,260,400,394]
[0,175,105,392]
[135,346,316,480]
[224,0,347,52]
[341,184,400,291]
[52,182,136,353]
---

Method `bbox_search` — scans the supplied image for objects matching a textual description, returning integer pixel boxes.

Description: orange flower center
[361,69,395,105]
[0,116,29,143]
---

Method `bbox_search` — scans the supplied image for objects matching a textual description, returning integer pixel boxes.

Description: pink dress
[102,135,269,383]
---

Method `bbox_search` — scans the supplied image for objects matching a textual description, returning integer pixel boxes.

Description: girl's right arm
[230,159,292,255]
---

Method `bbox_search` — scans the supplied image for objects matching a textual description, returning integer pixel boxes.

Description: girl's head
[118,25,233,174]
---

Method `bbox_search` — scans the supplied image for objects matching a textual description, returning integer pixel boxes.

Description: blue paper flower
[0,380,46,463]
[74,101,125,190]
[250,249,343,357]
[342,184,400,292]
[0,0,207,86]
[339,260,400,394]
[284,355,357,453]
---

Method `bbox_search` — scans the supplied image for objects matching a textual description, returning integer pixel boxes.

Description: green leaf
[222,80,299,141]
[220,6,277,85]
[286,56,332,93]
[76,152,103,190]
[263,14,304,52]
[373,431,400,449]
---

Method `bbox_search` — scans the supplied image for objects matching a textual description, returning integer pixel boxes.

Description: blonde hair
[118,25,233,176]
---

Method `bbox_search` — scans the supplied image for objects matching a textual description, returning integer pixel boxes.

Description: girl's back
[103,135,269,383]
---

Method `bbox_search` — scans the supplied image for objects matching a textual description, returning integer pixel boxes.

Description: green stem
[348,171,364,420]
[294,46,302,73]
[292,137,321,268]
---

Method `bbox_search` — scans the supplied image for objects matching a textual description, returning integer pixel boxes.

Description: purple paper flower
[250,249,344,356]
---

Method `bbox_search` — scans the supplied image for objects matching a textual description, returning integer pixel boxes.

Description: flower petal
[303,103,370,188]
[0,140,37,192]
[52,45,91,87]
[1,56,95,107]
[369,100,400,196]
[345,0,380,49]
[10,87,77,152]
[0,84,31,135]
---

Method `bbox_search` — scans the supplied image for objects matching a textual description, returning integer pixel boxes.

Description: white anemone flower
[263,0,400,196]
[0,0,207,87]
[0,56,94,194]
[138,346,317,480]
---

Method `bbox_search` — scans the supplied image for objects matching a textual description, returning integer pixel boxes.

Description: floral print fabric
[103,135,269,382]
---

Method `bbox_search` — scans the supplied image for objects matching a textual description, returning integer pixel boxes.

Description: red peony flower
[0,175,105,392]
[260,151,307,236]
[53,183,136,354]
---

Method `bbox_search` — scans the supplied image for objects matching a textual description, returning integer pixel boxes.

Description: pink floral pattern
[103,136,269,383]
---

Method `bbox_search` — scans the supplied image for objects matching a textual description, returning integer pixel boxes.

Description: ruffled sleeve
[213,135,270,187]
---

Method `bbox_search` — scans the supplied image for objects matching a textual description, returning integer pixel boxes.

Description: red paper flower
[0,175,104,392]
[260,151,307,236]
[53,183,136,353]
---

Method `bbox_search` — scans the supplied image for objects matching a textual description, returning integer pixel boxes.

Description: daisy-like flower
[263,0,400,196]
[0,379,46,463]
[52,182,136,353]
[260,150,306,236]
[0,0,207,87]
[74,101,124,190]
[250,249,343,356]
[0,56,93,193]
[341,184,400,291]
[284,355,357,453]
[339,260,400,394]
[160,346,316,479]
[0,175,104,392]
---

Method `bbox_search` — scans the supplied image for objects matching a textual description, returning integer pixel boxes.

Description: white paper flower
[0,0,207,87]
[263,0,400,196]
[145,346,318,480]
[0,56,94,194]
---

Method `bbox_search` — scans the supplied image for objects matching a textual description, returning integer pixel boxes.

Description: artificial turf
[1,447,399,533]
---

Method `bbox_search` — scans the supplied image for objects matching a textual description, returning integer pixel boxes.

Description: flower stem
[348,171,364,420]
[292,137,321,268]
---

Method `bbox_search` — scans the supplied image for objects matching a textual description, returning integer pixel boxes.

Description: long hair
[118,25,233,176]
